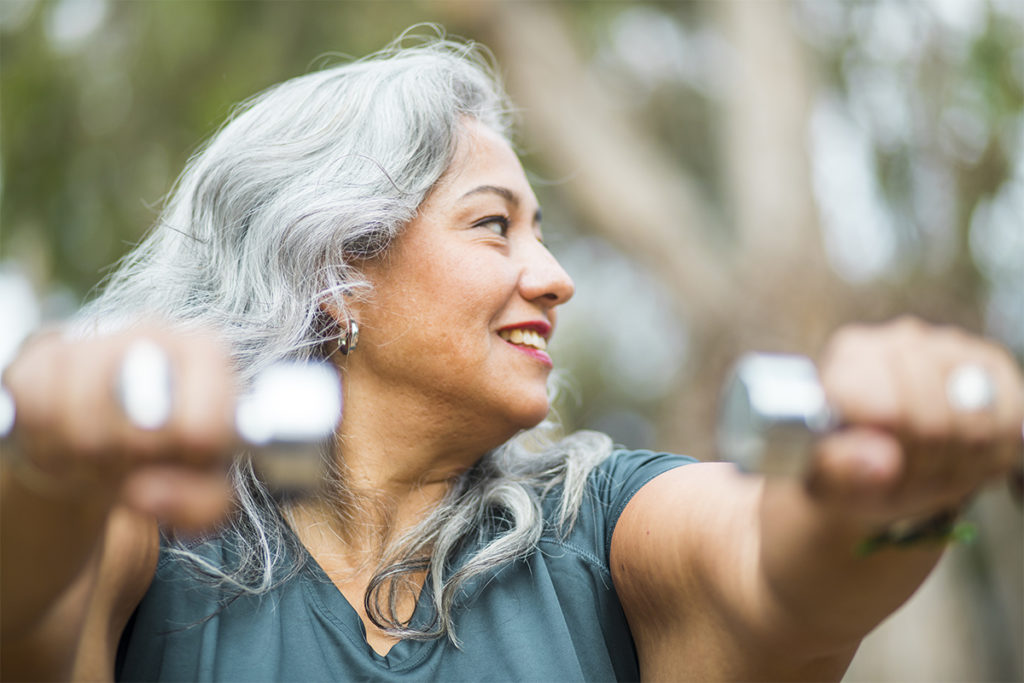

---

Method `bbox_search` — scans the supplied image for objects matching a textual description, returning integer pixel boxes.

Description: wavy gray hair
[79,31,613,644]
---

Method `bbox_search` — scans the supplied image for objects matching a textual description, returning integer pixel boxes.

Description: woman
[2,36,1022,681]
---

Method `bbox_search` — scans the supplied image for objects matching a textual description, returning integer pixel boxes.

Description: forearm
[0,462,115,638]
[1,542,103,682]
[758,476,945,649]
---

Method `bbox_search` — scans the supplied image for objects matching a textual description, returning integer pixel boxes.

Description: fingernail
[134,477,176,514]
[856,447,895,483]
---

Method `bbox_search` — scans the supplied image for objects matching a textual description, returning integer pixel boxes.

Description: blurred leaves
[2,1,1021,678]
[1,0,442,296]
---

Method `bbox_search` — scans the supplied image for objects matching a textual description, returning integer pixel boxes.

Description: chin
[482,404,550,454]
[511,399,551,431]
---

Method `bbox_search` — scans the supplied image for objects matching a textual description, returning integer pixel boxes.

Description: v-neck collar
[298,543,439,671]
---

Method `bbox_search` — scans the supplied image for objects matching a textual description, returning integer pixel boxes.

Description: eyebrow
[460,185,543,224]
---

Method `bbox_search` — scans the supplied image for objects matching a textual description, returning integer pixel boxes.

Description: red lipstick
[496,320,554,368]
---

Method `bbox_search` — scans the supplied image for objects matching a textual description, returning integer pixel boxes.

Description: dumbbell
[716,353,836,476]
[717,353,1022,502]
[0,341,342,497]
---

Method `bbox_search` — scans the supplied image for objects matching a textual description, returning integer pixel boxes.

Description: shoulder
[586,448,700,533]
[609,459,761,588]
[591,449,699,499]
[608,460,767,675]
[543,447,699,569]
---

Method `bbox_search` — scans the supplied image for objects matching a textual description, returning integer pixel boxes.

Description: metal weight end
[717,353,835,477]
[0,386,15,441]
[237,362,342,497]
[118,339,173,431]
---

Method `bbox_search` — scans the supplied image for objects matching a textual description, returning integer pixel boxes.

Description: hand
[2,324,237,532]
[808,317,1024,525]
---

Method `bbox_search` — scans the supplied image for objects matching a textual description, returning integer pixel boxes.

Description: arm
[0,327,236,680]
[611,318,1023,681]
[0,502,158,682]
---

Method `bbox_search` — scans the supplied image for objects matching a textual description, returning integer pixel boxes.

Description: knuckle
[120,428,166,462]
[179,426,227,461]
[997,419,1023,447]
[955,426,995,451]
[931,325,970,355]
[892,317,931,348]
[825,324,871,357]
[890,315,927,334]
[877,401,910,431]
[910,414,949,442]
[68,426,111,463]
[172,409,232,462]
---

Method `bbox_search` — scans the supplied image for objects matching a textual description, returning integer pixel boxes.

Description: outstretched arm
[611,318,1023,681]
[1,327,237,680]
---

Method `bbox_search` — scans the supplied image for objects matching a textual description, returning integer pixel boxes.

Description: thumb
[120,465,234,536]
[806,428,903,509]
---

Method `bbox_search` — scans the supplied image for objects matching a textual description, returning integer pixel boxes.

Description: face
[346,120,574,445]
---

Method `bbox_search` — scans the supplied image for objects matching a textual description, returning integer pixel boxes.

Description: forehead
[433,120,536,203]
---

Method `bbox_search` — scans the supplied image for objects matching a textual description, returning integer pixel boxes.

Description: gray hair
[79,31,613,644]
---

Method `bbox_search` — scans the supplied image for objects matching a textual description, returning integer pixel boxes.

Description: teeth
[499,328,547,351]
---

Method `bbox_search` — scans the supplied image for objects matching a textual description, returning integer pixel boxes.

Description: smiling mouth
[498,328,548,351]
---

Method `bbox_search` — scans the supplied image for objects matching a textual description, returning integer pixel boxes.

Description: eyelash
[473,215,510,237]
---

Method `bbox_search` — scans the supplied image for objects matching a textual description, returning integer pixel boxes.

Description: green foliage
[1,0,444,298]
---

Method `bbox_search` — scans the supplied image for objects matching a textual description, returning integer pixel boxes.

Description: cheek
[439,263,515,324]
[367,252,517,356]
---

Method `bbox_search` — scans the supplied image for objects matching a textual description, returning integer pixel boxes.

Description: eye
[473,215,510,237]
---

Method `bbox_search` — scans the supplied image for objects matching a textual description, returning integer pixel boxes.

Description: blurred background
[1,0,1021,679]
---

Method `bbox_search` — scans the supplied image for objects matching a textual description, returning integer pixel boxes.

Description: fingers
[121,465,234,535]
[4,331,66,475]
[176,333,239,463]
[808,428,903,504]
[814,317,1024,518]
[3,324,239,503]
[112,329,238,467]
[982,343,1024,474]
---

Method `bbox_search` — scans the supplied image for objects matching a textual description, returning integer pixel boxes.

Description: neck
[287,364,516,558]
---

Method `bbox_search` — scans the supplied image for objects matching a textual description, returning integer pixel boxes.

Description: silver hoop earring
[338,319,359,355]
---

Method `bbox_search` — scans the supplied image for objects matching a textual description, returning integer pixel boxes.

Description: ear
[318,296,361,359]
[320,298,349,328]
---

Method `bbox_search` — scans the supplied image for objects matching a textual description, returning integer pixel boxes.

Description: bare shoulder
[609,463,855,680]
[610,461,762,616]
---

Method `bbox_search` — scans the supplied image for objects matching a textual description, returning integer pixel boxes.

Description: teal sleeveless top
[117,449,697,681]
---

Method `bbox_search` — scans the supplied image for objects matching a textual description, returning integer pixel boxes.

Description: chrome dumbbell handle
[1,351,341,497]
[716,353,837,476]
[236,361,341,495]
[718,352,1024,482]
[114,339,342,493]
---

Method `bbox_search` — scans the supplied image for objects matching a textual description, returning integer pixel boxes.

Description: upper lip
[496,320,552,341]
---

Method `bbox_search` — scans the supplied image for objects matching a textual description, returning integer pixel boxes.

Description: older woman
[2,37,1022,681]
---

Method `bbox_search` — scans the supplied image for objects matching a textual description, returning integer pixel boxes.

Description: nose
[519,240,575,307]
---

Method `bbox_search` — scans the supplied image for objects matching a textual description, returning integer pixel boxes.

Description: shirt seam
[538,537,612,580]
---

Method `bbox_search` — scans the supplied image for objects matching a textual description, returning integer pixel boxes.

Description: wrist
[855,504,974,557]
[1,442,118,503]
